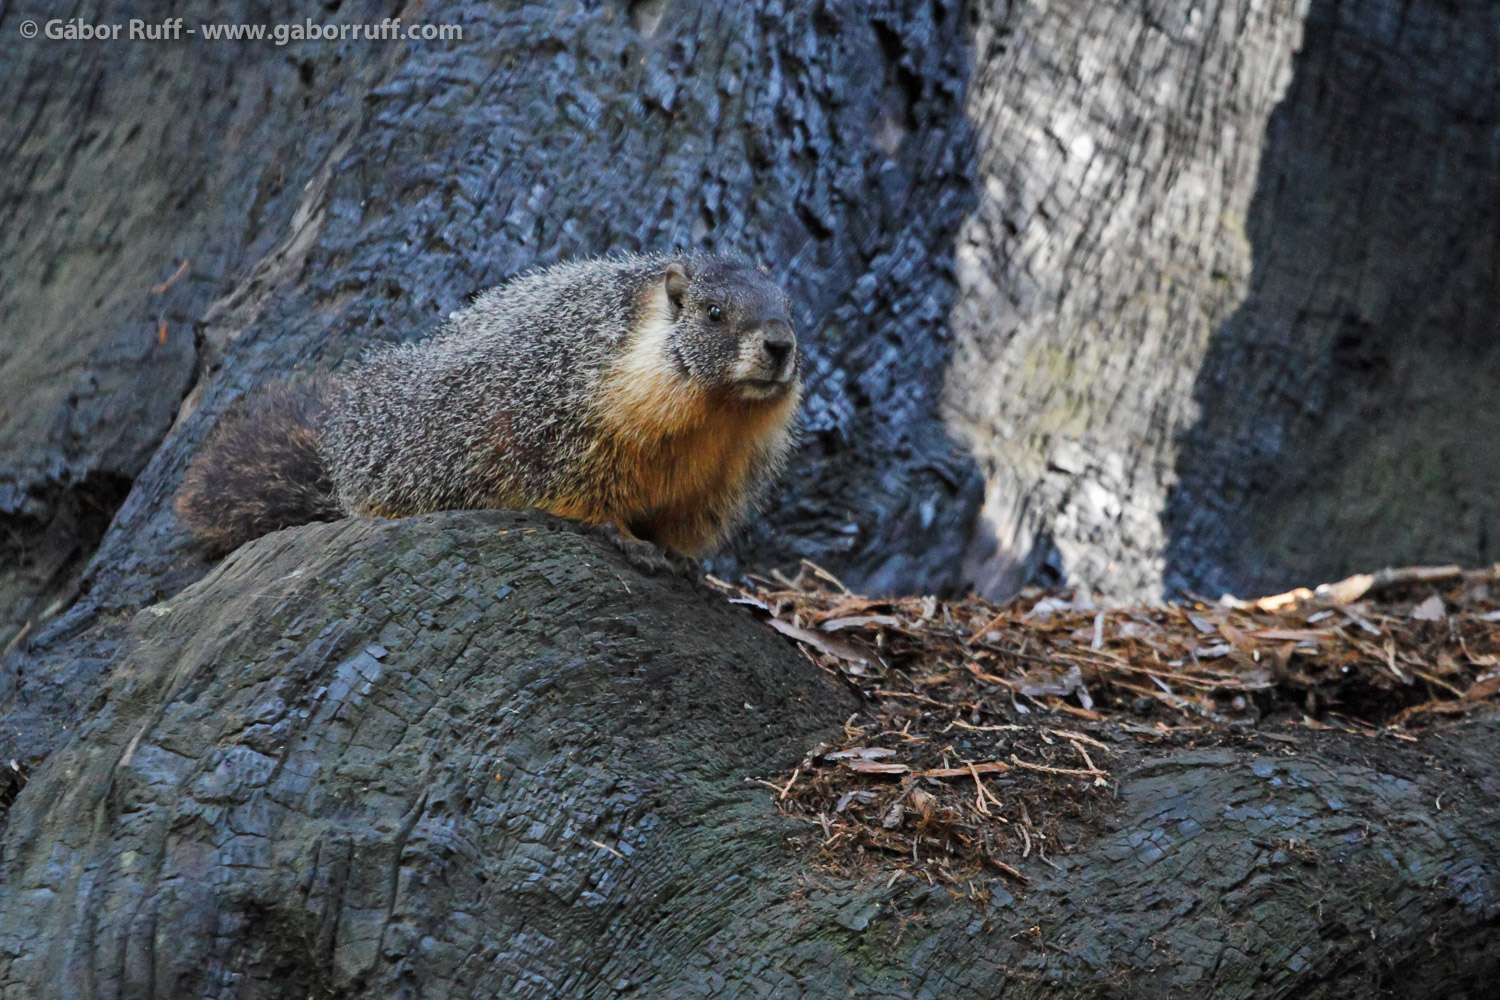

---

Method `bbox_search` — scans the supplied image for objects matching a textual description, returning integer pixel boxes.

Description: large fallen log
[2,511,1494,998]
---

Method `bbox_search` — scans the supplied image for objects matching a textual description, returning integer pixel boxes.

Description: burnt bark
[0,512,1495,999]
[2,0,983,766]
[0,0,398,646]
[2,0,1498,993]
[1,0,980,640]
[2,0,1494,660]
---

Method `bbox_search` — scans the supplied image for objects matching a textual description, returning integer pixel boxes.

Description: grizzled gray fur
[177,251,802,556]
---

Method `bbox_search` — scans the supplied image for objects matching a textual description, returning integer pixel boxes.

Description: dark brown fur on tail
[176,380,342,553]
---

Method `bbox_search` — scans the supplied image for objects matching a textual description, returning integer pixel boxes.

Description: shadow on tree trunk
[1167,0,1500,599]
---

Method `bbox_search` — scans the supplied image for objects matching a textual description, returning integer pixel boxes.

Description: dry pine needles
[712,563,1500,885]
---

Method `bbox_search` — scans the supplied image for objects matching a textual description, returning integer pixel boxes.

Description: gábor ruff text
[34,18,461,44]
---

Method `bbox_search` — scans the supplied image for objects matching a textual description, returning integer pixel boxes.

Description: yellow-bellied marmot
[176,251,802,556]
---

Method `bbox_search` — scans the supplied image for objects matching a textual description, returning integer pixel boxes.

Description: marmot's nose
[760,321,795,369]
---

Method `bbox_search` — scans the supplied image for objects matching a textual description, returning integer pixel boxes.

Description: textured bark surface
[0,0,981,645]
[944,0,1309,601]
[1167,0,1500,598]
[940,0,1500,603]
[1,511,1495,999]
[0,0,398,645]
[2,0,983,770]
[2,0,1493,642]
[3,1,1499,992]
[1,0,1494,630]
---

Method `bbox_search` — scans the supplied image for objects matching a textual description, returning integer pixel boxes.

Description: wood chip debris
[719,561,1500,885]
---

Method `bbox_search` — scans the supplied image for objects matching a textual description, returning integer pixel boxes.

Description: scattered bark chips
[714,563,1500,887]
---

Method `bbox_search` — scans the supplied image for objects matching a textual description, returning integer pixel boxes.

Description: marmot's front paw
[590,522,702,579]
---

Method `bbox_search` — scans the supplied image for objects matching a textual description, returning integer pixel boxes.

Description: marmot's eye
[707,304,724,323]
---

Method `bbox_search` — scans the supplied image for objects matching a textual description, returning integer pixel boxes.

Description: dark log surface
[1,511,1495,998]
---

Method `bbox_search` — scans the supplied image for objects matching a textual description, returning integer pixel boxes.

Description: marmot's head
[663,256,800,402]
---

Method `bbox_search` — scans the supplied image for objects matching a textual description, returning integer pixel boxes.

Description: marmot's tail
[175,379,343,554]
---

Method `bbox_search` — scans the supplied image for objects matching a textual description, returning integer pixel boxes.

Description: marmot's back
[176,251,802,556]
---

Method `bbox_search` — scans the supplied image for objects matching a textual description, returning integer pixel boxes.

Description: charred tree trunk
[0,0,399,646]
[2,0,1494,653]
[0,0,982,642]
[1,0,981,767]
[2,0,1498,994]
[1,512,1495,998]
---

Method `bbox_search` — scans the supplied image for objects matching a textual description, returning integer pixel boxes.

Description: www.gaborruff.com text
[29,18,461,44]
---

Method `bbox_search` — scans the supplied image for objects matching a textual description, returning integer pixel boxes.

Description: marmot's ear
[664,263,690,317]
